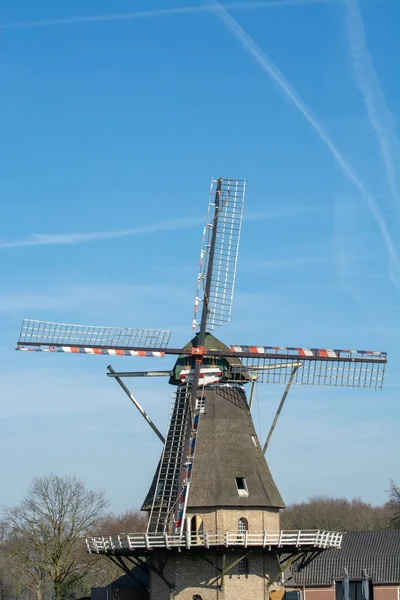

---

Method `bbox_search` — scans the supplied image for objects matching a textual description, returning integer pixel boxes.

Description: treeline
[281,480,400,531]
[1,475,399,600]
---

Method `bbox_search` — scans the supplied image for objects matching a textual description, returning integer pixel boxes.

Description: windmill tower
[17,177,387,600]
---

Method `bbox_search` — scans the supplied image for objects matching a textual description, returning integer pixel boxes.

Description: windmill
[16,177,387,595]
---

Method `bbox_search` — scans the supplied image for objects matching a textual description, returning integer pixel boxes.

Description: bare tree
[82,509,148,589]
[6,534,48,600]
[281,495,390,531]
[387,479,400,529]
[4,474,108,600]
[0,522,13,600]
[96,509,147,535]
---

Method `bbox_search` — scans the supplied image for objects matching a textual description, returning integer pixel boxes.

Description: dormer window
[235,477,249,497]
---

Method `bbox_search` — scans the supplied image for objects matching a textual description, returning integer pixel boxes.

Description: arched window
[193,595,203,600]
[238,518,248,536]
[238,556,250,575]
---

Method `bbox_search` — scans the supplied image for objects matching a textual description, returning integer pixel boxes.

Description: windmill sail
[147,385,190,534]
[17,318,171,353]
[230,345,387,388]
[193,178,245,330]
[174,390,203,535]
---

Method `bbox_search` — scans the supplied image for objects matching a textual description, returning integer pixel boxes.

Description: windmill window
[238,557,249,575]
[238,518,248,535]
[195,397,206,413]
[235,477,249,497]
[251,435,258,448]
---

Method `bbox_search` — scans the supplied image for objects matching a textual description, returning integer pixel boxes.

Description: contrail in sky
[210,0,400,276]
[0,206,316,250]
[344,0,400,209]
[0,0,339,30]
[0,217,203,250]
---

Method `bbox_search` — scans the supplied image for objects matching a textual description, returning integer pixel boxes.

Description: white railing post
[85,528,343,552]
[316,529,321,546]
[263,530,268,548]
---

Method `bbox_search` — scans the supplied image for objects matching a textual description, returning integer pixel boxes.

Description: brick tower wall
[150,551,281,600]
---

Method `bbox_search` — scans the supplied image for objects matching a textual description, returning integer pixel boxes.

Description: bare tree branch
[3,474,108,600]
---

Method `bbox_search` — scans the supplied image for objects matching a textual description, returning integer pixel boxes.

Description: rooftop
[288,530,400,585]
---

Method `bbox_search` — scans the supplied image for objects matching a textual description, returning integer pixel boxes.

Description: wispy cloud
[0,206,319,250]
[0,283,189,314]
[344,0,400,209]
[259,256,329,268]
[0,217,203,250]
[244,204,322,221]
[0,0,340,30]
[210,1,400,280]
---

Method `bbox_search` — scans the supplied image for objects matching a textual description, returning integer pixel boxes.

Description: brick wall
[185,506,280,534]
[285,584,400,600]
[150,551,282,600]
[374,586,400,600]
[303,587,335,600]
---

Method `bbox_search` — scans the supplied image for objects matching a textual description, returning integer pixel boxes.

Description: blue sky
[0,0,399,514]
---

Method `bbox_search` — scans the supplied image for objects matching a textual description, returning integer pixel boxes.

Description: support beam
[219,551,252,590]
[145,557,174,592]
[298,550,323,569]
[266,553,298,588]
[107,370,171,378]
[122,555,173,592]
[267,549,319,588]
[109,556,148,587]
[220,552,226,591]
[107,365,165,443]
[248,380,256,410]
[200,554,222,573]
[125,556,150,574]
[263,365,300,454]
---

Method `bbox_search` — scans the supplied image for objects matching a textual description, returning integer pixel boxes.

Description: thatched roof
[186,384,285,508]
[142,383,284,512]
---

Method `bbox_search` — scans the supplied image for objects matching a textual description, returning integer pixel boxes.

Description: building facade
[285,531,400,600]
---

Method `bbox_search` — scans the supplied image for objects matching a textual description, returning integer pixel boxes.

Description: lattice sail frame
[16,328,387,389]
[193,178,245,330]
[174,387,203,535]
[17,319,171,354]
[230,346,387,388]
[147,385,190,534]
